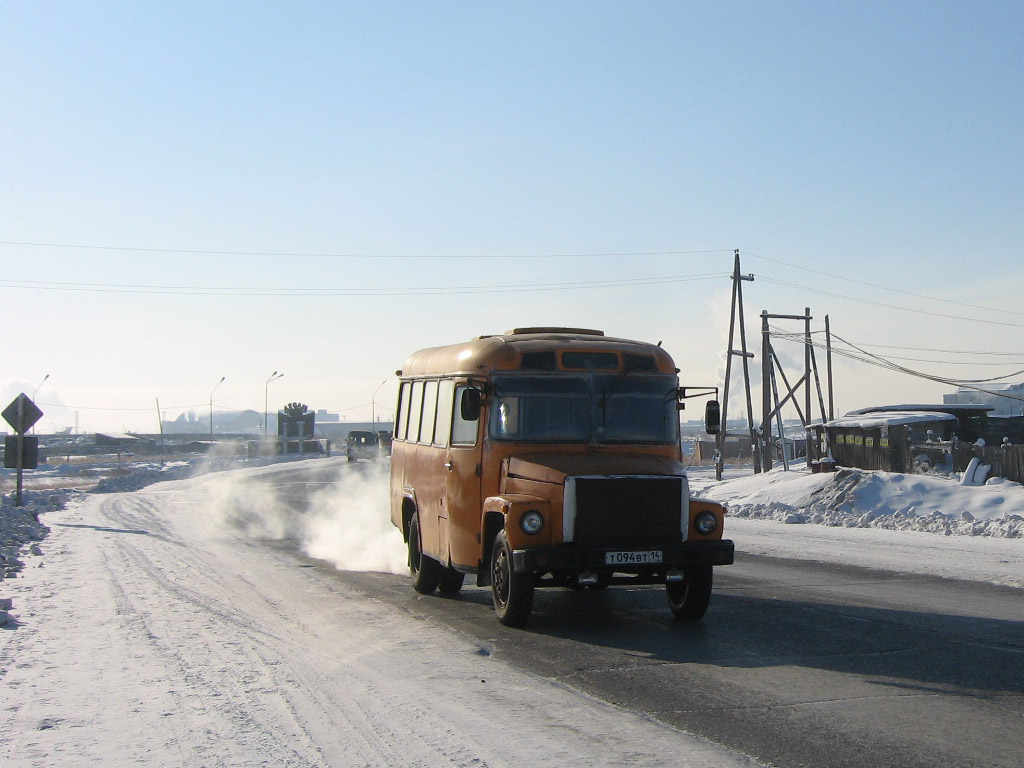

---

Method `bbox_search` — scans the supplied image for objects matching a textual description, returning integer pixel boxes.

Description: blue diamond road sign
[2,393,44,434]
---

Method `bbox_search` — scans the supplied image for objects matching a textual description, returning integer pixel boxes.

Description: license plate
[605,550,663,565]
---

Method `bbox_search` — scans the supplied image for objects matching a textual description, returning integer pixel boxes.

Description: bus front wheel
[666,565,713,620]
[408,513,442,594]
[491,530,534,627]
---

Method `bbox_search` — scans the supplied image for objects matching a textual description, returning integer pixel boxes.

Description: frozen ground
[1,459,761,768]
[1,456,1022,766]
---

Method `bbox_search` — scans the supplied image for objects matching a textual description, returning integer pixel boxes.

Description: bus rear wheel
[666,565,713,620]
[408,513,442,594]
[438,567,465,595]
[491,530,534,627]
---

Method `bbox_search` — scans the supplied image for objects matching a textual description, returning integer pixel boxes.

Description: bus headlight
[694,510,718,535]
[520,510,544,535]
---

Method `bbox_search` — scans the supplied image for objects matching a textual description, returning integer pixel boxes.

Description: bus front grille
[567,476,684,546]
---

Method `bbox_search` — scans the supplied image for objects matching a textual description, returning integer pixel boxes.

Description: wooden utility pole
[804,307,812,428]
[716,251,757,479]
[825,314,835,421]
[759,309,815,471]
[760,311,773,471]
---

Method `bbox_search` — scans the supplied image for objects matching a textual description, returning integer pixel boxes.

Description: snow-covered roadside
[688,464,1024,589]
[0,492,60,584]
[688,463,1024,536]
[1,467,762,768]
[0,455,313,587]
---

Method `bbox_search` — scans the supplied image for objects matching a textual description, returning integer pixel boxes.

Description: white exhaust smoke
[301,464,408,574]
[193,460,409,574]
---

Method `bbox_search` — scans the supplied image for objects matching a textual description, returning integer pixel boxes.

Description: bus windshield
[488,373,679,444]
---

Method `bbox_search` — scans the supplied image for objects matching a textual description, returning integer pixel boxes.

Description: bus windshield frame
[487,372,680,445]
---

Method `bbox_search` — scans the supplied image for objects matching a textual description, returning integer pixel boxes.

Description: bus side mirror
[704,400,721,435]
[461,388,482,421]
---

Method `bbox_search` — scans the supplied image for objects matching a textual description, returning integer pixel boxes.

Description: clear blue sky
[3,1,1023,433]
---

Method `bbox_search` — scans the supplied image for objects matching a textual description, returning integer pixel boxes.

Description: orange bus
[389,328,733,626]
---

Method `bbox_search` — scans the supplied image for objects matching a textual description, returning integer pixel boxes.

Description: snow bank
[690,464,1024,538]
[0,490,62,603]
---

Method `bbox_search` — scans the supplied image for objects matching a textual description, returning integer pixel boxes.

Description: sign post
[3,393,44,506]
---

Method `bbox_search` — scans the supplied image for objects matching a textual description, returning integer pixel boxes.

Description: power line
[0,272,727,297]
[757,275,1024,329]
[770,328,1024,402]
[846,342,1024,357]
[0,240,732,260]
[777,329,1024,365]
[743,249,1024,320]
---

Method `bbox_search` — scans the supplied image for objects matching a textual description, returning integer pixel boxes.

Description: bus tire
[666,565,713,621]
[491,530,534,627]
[408,513,442,594]
[438,567,465,595]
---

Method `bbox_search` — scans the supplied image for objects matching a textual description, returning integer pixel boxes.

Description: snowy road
[318,536,1024,768]
[1,468,760,768]
[3,459,1023,768]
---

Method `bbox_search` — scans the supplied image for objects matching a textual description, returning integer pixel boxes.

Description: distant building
[94,432,157,451]
[315,421,394,442]
[846,404,991,442]
[944,383,1024,417]
[161,409,263,435]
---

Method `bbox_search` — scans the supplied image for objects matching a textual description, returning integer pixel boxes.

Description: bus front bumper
[512,540,735,577]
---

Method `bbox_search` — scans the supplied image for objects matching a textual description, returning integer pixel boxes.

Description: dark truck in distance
[345,430,379,462]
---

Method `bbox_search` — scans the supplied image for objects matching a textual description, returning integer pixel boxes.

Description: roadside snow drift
[690,465,1024,538]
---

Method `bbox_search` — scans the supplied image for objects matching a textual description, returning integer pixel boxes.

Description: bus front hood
[506,452,688,485]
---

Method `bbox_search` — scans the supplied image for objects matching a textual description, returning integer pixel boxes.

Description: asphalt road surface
[267,460,1024,768]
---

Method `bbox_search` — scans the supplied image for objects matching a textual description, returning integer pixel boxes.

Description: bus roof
[397,328,678,378]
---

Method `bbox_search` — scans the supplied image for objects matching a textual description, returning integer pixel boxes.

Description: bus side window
[395,382,410,441]
[419,380,438,445]
[451,385,479,446]
[407,381,424,443]
[434,380,454,448]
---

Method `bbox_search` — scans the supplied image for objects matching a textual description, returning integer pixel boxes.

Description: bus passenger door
[443,383,483,569]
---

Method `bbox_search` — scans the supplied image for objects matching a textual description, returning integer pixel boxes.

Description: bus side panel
[390,440,444,560]
[444,439,484,569]
[410,441,446,561]
[389,441,406,532]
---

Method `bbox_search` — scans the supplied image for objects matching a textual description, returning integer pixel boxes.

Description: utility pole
[760,311,773,472]
[759,308,832,472]
[716,250,757,480]
[805,307,812,429]
[825,314,834,421]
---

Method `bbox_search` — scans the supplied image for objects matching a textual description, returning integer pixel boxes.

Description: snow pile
[0,490,64,582]
[690,464,1024,538]
[91,464,193,492]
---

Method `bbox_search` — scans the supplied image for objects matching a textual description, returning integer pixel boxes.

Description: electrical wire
[0,272,726,297]
[0,240,732,260]
[756,275,1024,329]
[766,327,1024,366]
[743,249,1024,320]
[768,327,1024,403]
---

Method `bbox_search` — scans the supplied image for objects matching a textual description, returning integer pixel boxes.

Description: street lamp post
[33,373,50,400]
[265,371,284,435]
[371,378,387,425]
[210,376,226,440]
[31,374,49,434]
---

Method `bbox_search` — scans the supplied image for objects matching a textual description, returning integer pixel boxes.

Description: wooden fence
[952,441,1024,484]
[808,425,1024,484]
